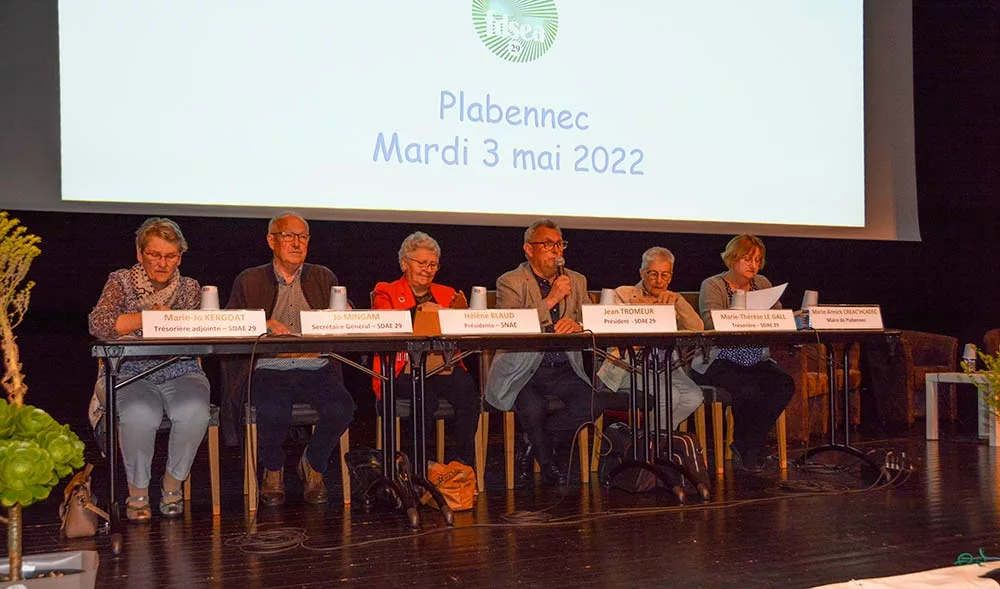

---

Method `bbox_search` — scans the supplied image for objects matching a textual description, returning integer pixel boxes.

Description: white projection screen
[1,0,918,240]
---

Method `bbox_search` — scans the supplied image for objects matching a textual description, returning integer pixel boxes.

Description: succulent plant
[0,404,84,507]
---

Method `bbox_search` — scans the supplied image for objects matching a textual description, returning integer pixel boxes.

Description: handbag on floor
[421,460,475,511]
[59,463,109,538]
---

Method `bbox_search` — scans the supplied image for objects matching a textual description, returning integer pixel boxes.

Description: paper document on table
[746,283,787,310]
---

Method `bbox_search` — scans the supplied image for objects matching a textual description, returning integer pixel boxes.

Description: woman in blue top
[692,234,794,473]
[88,218,210,521]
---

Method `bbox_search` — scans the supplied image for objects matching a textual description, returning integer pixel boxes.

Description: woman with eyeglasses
[691,234,794,474]
[597,246,704,430]
[371,231,480,467]
[87,217,210,521]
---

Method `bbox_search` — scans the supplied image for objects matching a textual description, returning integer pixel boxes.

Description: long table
[92,329,900,537]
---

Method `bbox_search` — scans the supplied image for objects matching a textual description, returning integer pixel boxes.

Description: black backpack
[599,420,710,501]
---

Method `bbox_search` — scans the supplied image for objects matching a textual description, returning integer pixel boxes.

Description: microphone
[554,256,566,277]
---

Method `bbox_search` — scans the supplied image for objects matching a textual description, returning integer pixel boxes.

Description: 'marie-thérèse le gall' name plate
[300,310,413,335]
[142,309,267,338]
[437,309,541,335]
[581,305,678,333]
[711,309,796,331]
[807,306,883,329]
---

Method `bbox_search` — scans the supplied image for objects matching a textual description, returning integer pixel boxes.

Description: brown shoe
[299,452,328,504]
[260,469,285,506]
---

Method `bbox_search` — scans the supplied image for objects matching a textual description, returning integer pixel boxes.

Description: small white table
[925,372,998,446]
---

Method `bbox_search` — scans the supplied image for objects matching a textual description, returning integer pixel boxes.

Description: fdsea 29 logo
[472,0,559,63]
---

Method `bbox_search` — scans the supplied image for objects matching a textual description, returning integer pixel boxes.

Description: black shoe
[540,461,568,487]
[730,445,764,474]
[515,434,534,481]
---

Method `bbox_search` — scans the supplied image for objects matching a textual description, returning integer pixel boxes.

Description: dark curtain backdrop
[6,1,999,425]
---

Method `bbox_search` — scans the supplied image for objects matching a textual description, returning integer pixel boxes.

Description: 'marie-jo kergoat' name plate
[142,309,267,338]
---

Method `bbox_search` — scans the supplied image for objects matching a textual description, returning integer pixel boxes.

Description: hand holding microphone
[549,256,572,302]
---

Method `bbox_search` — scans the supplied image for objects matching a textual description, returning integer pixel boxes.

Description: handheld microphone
[554,256,566,277]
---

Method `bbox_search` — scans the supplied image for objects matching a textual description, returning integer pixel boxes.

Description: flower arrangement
[0,212,85,582]
[962,347,1000,418]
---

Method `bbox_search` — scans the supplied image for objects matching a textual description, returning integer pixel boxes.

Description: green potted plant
[0,212,90,584]
[964,347,1000,419]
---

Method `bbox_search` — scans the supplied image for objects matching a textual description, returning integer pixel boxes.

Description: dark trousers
[396,367,481,466]
[698,359,794,451]
[252,364,356,474]
[514,363,598,466]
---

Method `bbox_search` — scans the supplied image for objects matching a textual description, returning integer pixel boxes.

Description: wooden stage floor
[13,426,1000,588]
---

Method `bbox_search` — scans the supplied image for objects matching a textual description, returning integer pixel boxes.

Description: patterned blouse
[88,268,203,384]
[716,280,767,367]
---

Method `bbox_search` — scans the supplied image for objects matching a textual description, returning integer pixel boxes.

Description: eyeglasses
[142,250,181,263]
[406,257,439,271]
[270,232,311,243]
[644,270,673,281]
[528,240,569,251]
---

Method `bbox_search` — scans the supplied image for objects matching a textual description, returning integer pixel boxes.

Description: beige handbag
[59,464,109,538]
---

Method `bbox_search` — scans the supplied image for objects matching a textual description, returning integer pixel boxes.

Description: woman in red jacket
[372,231,480,467]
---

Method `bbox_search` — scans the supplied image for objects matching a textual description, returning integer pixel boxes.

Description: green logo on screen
[472,0,559,63]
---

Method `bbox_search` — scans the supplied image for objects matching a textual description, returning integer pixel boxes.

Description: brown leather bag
[59,464,109,538]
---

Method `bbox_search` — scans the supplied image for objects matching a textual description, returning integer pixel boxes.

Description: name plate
[711,309,796,331]
[581,304,678,333]
[142,309,266,338]
[807,306,883,329]
[437,308,541,334]
[300,310,412,335]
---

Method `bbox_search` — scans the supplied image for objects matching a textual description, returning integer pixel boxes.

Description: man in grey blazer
[484,219,598,485]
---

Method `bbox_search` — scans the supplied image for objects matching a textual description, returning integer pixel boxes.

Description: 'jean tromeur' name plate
[437,308,541,335]
[582,304,678,333]
[142,309,267,338]
[711,309,796,331]
[300,310,412,335]
[807,306,883,329]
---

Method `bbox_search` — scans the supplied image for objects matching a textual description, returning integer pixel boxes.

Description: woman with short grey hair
[88,217,210,522]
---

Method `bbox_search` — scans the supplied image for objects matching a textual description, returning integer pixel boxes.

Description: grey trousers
[115,372,211,489]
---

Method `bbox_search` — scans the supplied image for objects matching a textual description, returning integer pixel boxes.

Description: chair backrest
[985,329,1000,356]
[680,291,700,311]
[588,290,600,304]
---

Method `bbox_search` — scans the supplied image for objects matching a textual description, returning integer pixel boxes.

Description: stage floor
[13,425,1000,588]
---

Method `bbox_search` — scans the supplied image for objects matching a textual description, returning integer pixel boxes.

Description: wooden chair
[985,329,1000,356]
[243,404,350,510]
[901,330,959,425]
[374,398,454,465]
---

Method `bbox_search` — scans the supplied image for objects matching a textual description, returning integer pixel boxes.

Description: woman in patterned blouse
[691,234,794,474]
[88,218,210,521]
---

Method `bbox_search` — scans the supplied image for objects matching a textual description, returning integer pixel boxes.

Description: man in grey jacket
[484,219,598,485]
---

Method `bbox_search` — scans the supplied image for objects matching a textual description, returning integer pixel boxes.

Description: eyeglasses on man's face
[528,240,569,252]
[406,257,439,272]
[644,270,673,282]
[142,250,181,263]
[270,232,311,244]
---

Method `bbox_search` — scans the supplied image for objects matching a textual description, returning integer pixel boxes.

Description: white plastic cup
[329,285,348,311]
[469,286,488,310]
[730,290,747,310]
[200,285,220,310]
[964,343,977,372]
[801,289,819,310]
[599,288,616,305]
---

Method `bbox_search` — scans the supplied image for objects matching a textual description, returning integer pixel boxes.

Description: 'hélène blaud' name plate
[581,305,678,333]
[437,309,541,334]
[142,309,267,338]
[711,309,796,331]
[807,306,883,329]
[300,310,413,335]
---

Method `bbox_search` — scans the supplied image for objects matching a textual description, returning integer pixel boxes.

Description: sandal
[125,496,152,523]
[159,485,184,518]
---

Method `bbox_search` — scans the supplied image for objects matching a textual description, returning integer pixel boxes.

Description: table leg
[925,374,939,441]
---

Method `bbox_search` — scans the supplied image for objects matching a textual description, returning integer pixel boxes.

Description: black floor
[10,421,1000,588]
